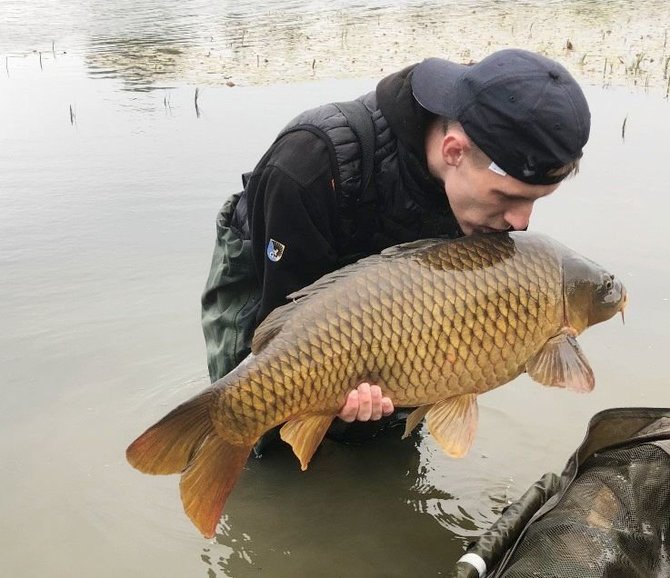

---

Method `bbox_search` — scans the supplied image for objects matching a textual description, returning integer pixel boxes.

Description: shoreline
[3,1,669,95]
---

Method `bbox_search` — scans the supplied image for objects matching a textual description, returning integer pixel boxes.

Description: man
[201,48,590,438]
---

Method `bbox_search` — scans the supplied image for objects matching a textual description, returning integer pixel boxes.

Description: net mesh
[500,444,670,577]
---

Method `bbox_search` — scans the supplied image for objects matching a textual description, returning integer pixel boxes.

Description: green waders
[201,191,260,383]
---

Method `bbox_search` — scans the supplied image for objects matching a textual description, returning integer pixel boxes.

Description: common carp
[126,231,627,537]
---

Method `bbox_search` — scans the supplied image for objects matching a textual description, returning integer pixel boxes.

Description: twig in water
[5,56,8,76]
[632,52,644,76]
[194,87,200,118]
[163,91,172,114]
[39,51,43,70]
[69,105,76,126]
[621,115,627,141]
[52,40,56,59]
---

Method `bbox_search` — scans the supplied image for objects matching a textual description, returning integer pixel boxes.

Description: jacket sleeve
[247,130,339,328]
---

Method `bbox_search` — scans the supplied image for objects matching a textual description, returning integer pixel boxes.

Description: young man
[202,48,590,435]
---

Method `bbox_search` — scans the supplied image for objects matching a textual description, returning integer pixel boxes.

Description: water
[1,1,669,577]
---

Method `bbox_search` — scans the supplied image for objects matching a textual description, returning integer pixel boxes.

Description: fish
[126,231,627,537]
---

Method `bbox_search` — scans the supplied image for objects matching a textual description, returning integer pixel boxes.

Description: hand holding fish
[337,382,395,422]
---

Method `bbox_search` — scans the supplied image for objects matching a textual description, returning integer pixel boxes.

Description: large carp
[127,232,627,537]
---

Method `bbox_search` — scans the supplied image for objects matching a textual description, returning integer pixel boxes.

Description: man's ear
[442,131,468,167]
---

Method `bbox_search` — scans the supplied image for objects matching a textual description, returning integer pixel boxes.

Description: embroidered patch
[266,238,286,262]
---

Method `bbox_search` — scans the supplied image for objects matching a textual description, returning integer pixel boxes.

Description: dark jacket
[202,64,462,383]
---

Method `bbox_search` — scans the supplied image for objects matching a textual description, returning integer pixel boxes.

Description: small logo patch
[266,238,286,262]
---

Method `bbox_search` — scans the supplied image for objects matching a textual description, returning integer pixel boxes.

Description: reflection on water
[203,430,470,577]
[2,0,670,91]
[198,419,525,576]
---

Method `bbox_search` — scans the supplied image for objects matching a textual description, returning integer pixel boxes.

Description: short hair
[438,117,581,180]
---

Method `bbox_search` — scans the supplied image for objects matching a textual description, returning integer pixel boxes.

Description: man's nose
[504,202,534,231]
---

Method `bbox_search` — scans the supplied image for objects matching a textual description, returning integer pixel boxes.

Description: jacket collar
[376,64,462,235]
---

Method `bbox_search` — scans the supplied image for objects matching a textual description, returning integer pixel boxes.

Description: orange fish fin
[402,405,431,439]
[126,391,214,474]
[526,332,594,393]
[180,433,252,538]
[425,394,479,458]
[279,413,335,471]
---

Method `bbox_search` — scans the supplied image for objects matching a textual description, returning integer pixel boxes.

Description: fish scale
[126,232,627,537]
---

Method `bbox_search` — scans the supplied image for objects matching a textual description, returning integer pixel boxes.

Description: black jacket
[237,64,463,330]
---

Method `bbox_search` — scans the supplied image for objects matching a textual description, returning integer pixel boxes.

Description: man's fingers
[357,382,373,421]
[381,397,394,417]
[338,390,359,422]
[337,382,394,423]
[369,384,383,421]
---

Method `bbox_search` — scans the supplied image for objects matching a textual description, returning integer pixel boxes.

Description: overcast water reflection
[1,1,670,577]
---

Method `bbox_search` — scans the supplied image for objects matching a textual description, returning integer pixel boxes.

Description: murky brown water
[1,1,669,577]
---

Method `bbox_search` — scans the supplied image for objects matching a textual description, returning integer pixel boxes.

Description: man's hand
[337,382,394,422]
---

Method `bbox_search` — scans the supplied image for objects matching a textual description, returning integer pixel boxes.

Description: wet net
[499,443,670,577]
[452,409,670,578]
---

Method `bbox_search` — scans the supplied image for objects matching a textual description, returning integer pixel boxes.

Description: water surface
[1,1,669,577]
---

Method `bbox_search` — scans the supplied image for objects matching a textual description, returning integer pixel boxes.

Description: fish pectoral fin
[526,332,595,393]
[180,433,252,538]
[280,413,335,471]
[402,405,431,439]
[425,394,479,458]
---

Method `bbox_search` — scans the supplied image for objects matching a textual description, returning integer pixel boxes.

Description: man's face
[444,152,559,236]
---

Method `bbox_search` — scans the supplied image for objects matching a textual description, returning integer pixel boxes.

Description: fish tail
[180,433,251,538]
[126,390,253,537]
[126,391,215,475]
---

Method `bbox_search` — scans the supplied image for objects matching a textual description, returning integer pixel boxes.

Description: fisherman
[201,48,591,440]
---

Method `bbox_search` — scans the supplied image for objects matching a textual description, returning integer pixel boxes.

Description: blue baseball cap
[411,49,591,185]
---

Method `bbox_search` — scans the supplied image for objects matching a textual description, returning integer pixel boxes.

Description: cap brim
[411,57,468,117]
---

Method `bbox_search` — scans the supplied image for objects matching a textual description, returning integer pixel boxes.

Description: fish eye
[603,274,614,292]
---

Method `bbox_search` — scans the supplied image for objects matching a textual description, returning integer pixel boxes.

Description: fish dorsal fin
[252,240,443,354]
[286,239,446,301]
[526,331,594,393]
[251,255,385,353]
[280,413,336,471]
[425,394,479,458]
[378,237,447,258]
[251,300,299,353]
[402,405,431,438]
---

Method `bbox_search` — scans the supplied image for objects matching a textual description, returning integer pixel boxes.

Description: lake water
[1,1,670,577]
